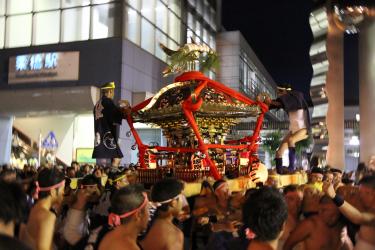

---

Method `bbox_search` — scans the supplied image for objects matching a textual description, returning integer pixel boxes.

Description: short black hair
[71,161,79,167]
[0,168,17,181]
[0,234,31,250]
[0,181,27,224]
[330,168,343,174]
[243,187,288,242]
[81,174,101,187]
[111,184,146,224]
[310,167,324,175]
[359,175,375,189]
[283,185,299,195]
[37,167,65,199]
[151,178,183,211]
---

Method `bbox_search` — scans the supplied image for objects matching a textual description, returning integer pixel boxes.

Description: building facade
[0,0,279,167]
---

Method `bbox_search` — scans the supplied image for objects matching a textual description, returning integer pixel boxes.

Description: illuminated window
[155,1,168,33]
[203,28,209,44]
[127,0,141,11]
[210,8,216,30]
[91,3,118,39]
[33,11,60,45]
[141,18,155,54]
[6,0,32,15]
[0,17,4,48]
[155,30,167,61]
[6,14,32,48]
[312,103,328,118]
[141,0,155,23]
[34,0,60,11]
[92,0,114,4]
[62,7,90,42]
[62,0,90,8]
[168,11,180,44]
[168,38,178,51]
[187,12,194,29]
[196,0,203,15]
[125,6,141,45]
[0,0,5,15]
[169,0,181,17]
[209,34,215,49]
[187,28,193,43]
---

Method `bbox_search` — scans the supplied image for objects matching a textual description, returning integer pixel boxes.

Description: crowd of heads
[0,159,375,250]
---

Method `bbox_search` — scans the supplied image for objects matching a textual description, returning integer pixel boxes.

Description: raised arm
[323,182,375,226]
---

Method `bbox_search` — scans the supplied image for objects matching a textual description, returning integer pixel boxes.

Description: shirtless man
[278,185,303,250]
[323,175,375,250]
[141,178,184,250]
[98,185,150,250]
[283,196,345,250]
[324,170,334,184]
[243,187,288,250]
[21,168,65,250]
[193,180,242,232]
[301,167,324,217]
[331,168,344,190]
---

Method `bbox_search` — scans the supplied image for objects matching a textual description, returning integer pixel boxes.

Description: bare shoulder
[100,231,138,250]
[29,206,56,226]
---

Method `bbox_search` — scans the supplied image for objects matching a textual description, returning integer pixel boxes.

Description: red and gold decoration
[122,43,269,183]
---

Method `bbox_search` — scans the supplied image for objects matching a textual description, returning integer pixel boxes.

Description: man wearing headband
[141,178,185,250]
[98,185,150,250]
[301,167,324,218]
[21,168,65,250]
[92,81,124,168]
[93,170,130,218]
[63,174,102,246]
[263,84,311,174]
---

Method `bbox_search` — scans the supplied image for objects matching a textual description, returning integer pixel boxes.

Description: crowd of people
[1,161,375,250]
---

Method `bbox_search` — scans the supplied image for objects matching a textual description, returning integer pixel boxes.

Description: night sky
[221,0,316,103]
[221,0,361,105]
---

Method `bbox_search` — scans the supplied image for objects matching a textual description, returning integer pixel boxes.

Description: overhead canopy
[0,86,100,117]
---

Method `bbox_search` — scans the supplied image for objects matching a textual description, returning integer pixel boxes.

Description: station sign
[8,51,79,84]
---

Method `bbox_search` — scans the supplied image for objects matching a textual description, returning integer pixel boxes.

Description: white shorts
[289,109,307,133]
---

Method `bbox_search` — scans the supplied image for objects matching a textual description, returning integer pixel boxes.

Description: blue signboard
[42,131,58,150]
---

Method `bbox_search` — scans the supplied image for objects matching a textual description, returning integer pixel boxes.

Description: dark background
[221,0,360,106]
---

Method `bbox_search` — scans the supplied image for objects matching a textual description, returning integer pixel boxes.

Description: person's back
[141,178,185,250]
[142,216,184,250]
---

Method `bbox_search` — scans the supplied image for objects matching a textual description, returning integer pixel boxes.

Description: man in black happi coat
[92,81,124,167]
